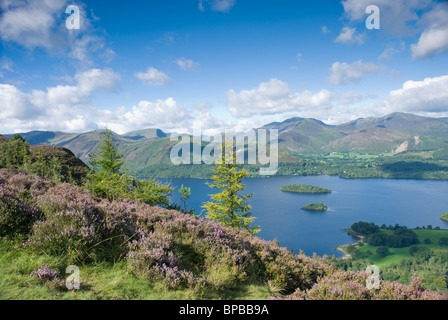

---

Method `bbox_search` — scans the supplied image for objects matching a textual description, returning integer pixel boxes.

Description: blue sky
[1,0,448,134]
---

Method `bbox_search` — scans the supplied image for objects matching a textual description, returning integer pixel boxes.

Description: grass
[353,229,448,267]
[0,239,275,300]
[324,152,380,160]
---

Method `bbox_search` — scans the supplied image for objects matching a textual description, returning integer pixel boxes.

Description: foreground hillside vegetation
[0,134,445,300]
[0,169,444,300]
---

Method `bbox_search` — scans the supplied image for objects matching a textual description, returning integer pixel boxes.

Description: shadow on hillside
[379,161,447,179]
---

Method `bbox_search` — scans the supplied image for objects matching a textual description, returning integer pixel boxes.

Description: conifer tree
[202,137,259,234]
[94,129,125,174]
[87,129,173,206]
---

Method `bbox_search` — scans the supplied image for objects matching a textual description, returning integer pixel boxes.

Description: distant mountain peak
[122,128,167,141]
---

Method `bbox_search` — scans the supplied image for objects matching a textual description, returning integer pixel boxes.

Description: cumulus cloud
[328,74,448,123]
[382,75,448,113]
[329,60,379,85]
[175,58,200,71]
[99,98,188,134]
[341,0,433,37]
[0,0,114,65]
[0,68,120,133]
[227,75,448,127]
[340,0,448,59]
[334,27,364,44]
[0,67,228,135]
[135,67,171,87]
[98,100,229,136]
[0,0,66,50]
[411,3,448,59]
[227,78,333,118]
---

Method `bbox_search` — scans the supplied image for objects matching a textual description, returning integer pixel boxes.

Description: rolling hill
[5,112,448,177]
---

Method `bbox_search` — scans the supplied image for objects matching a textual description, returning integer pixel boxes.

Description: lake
[158,175,448,257]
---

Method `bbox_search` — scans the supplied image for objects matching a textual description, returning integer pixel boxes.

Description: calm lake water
[158,176,448,258]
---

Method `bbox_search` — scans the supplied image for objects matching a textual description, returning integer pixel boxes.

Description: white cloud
[0,84,38,121]
[40,68,120,106]
[175,58,200,71]
[0,0,114,65]
[378,47,401,62]
[341,0,433,37]
[135,67,171,87]
[0,57,15,73]
[334,27,364,44]
[227,78,333,118]
[338,91,364,106]
[227,75,448,127]
[0,68,120,133]
[340,0,448,59]
[199,0,236,12]
[0,0,66,50]
[321,26,330,35]
[382,75,448,113]
[75,68,121,94]
[329,60,379,85]
[101,98,187,134]
[98,99,231,135]
[411,3,448,59]
[0,67,227,135]
[328,74,448,123]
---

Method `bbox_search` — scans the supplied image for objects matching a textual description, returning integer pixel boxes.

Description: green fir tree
[202,137,259,234]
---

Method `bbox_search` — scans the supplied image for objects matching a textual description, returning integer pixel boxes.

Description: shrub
[30,264,65,290]
[439,238,448,247]
[0,185,40,237]
[25,184,125,262]
[350,222,380,236]
[376,246,389,257]
[282,273,442,300]
[126,231,197,290]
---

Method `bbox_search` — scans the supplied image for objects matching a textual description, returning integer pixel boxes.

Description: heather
[272,270,442,300]
[30,264,65,290]
[0,169,444,300]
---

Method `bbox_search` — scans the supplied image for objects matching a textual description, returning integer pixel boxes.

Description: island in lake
[441,213,448,222]
[301,202,328,211]
[280,184,332,194]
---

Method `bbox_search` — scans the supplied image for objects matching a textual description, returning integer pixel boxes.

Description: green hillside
[7,112,448,179]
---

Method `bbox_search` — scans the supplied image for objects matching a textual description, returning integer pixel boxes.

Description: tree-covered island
[280,184,331,194]
[301,202,328,212]
[441,213,448,222]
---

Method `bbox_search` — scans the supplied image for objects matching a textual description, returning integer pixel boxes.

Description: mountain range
[3,112,448,176]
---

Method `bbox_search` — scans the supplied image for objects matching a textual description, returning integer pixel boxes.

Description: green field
[352,229,448,266]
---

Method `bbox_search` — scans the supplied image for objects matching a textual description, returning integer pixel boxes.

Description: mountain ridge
[4,112,448,176]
